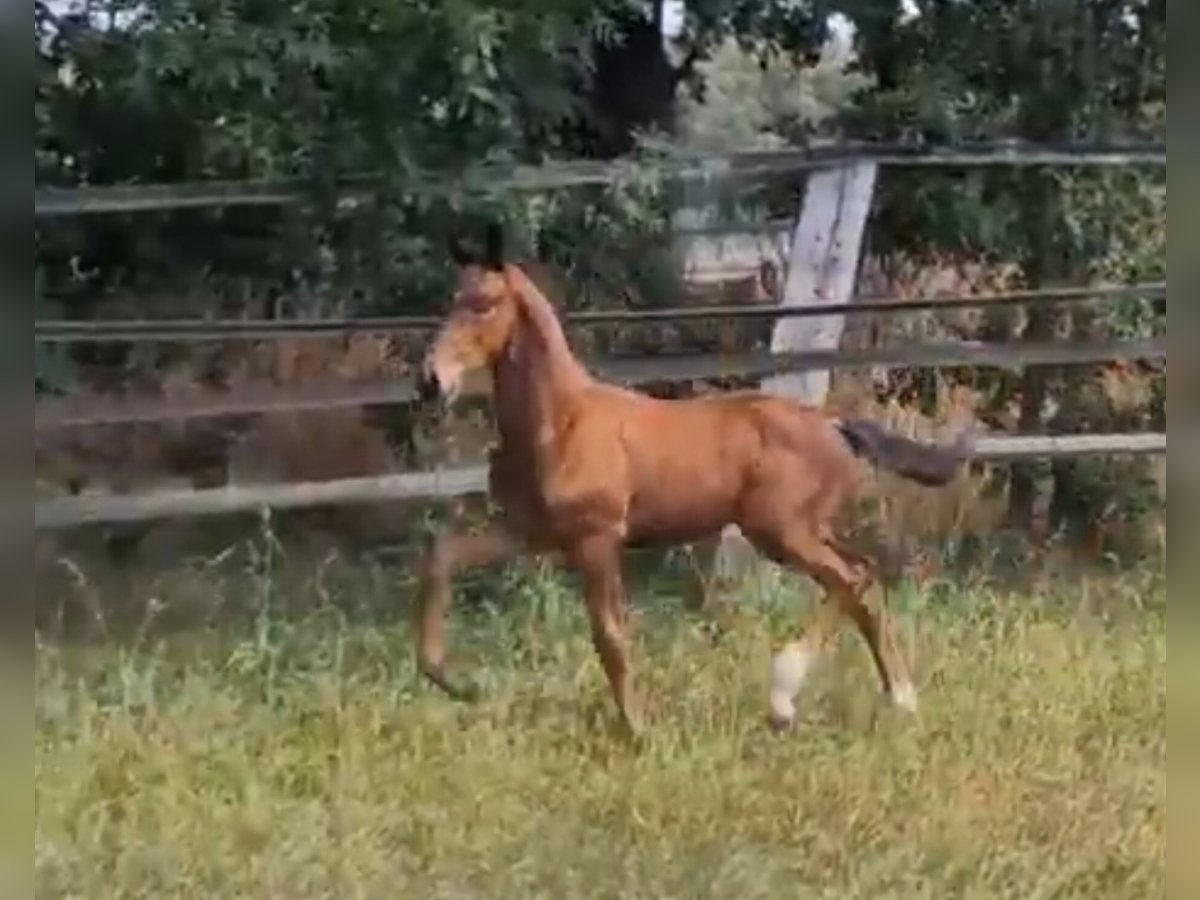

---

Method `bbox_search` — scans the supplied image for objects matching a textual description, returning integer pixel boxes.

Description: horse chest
[486,444,545,531]
[485,443,569,537]
[491,354,631,541]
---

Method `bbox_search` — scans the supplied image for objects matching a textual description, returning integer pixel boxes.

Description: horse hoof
[422,665,481,703]
[623,726,647,751]
[767,687,797,732]
[619,714,645,743]
[890,681,919,713]
[766,710,794,733]
[452,682,483,704]
[766,695,796,732]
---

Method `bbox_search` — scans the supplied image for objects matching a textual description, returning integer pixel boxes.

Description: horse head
[418,222,525,406]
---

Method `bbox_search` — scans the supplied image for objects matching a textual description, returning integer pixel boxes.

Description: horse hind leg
[681,537,720,614]
[680,533,743,647]
[747,523,910,729]
[825,532,917,713]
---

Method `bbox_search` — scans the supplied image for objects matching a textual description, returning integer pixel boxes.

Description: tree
[34,0,673,322]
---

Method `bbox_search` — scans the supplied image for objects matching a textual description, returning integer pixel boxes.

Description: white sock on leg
[768,642,814,727]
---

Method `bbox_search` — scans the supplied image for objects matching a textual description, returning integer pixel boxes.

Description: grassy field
[34,561,1165,899]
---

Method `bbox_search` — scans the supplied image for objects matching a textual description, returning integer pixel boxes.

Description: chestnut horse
[415,225,973,735]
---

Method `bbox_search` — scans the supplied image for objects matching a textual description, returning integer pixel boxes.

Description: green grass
[35,567,1165,899]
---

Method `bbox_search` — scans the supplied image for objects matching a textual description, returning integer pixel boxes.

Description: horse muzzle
[415,365,442,406]
[415,356,461,411]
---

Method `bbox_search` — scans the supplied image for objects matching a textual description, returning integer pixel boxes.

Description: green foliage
[35,0,655,316]
[1057,166,1166,338]
[680,0,831,54]
[670,0,1166,300]
[35,1,1168,296]
[837,0,1166,265]
[841,0,1164,143]
[672,33,874,152]
[515,160,676,309]
[36,0,627,186]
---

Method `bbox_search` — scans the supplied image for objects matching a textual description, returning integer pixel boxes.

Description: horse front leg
[415,524,520,700]
[569,533,641,738]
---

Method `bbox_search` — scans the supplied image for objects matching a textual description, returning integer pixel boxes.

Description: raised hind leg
[415,525,520,700]
[569,533,640,738]
[825,533,917,713]
[682,537,720,613]
[681,530,746,613]
[746,523,907,729]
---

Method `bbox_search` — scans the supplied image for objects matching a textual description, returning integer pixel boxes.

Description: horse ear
[482,222,505,271]
[448,231,473,267]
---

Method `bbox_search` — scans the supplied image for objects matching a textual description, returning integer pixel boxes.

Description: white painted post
[711,160,878,585]
[763,160,878,402]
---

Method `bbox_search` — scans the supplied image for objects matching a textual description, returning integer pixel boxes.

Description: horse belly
[623,418,749,542]
[625,474,738,545]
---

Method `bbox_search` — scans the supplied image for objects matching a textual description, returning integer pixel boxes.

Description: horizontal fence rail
[33,432,1168,530]
[34,282,1167,344]
[34,336,1167,431]
[35,141,1167,217]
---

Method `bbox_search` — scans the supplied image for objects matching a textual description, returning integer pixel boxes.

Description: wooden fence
[34,282,1165,343]
[33,433,1168,530]
[35,332,1166,431]
[34,141,1168,530]
[34,140,1166,217]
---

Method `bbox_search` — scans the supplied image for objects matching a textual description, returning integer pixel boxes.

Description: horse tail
[835,418,974,487]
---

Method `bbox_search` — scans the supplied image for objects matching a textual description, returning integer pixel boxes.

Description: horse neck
[492,266,591,448]
[508,266,590,387]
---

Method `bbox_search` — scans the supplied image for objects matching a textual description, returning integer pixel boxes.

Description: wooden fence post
[763,160,878,401]
[709,161,879,591]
